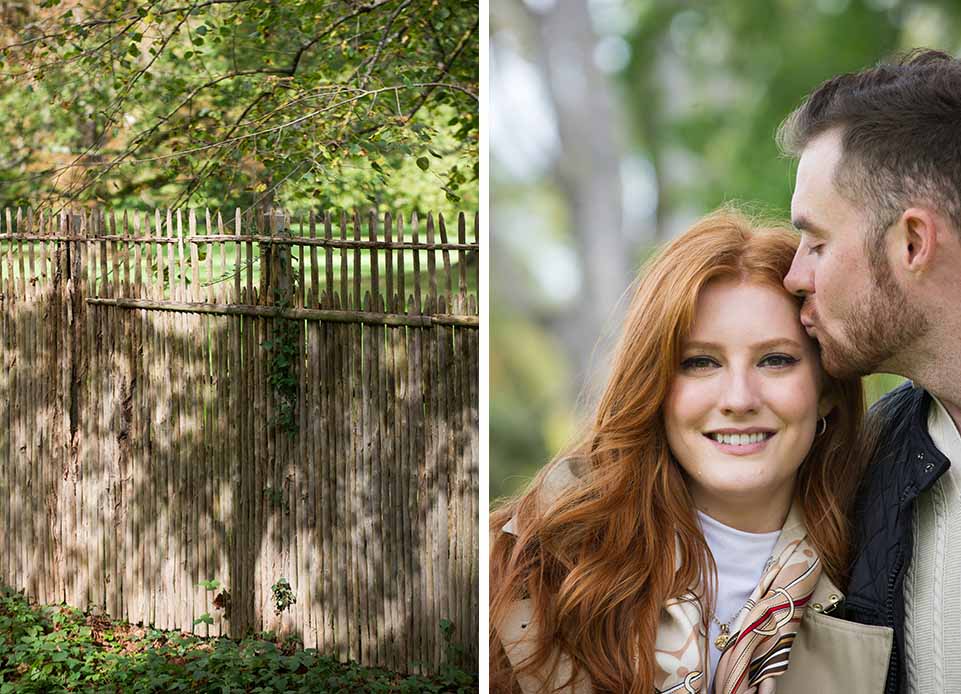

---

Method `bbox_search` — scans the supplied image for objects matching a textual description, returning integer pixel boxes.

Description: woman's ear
[817,391,835,419]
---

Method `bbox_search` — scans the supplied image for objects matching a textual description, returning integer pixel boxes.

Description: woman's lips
[703,432,776,456]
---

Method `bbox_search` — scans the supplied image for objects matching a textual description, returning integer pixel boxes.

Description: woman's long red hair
[489,210,866,693]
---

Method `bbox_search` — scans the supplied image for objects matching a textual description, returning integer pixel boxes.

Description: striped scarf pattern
[654,504,821,694]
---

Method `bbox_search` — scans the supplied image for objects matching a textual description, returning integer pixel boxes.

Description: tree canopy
[0,0,478,212]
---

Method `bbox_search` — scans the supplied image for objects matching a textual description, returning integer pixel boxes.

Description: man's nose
[783,247,814,298]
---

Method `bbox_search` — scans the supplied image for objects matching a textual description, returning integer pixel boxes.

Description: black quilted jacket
[842,381,950,694]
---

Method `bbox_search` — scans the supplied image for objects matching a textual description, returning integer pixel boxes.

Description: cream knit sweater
[904,396,961,693]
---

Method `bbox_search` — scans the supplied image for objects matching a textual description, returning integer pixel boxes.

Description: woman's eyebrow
[682,340,721,351]
[752,338,803,352]
[682,339,802,352]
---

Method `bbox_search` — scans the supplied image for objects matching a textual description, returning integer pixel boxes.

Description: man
[779,48,961,694]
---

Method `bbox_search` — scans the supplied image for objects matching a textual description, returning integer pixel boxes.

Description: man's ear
[896,207,940,273]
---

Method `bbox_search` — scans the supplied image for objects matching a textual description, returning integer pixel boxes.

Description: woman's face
[664,278,828,529]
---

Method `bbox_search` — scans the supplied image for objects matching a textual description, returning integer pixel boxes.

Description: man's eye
[809,241,825,255]
[760,354,799,368]
[681,356,719,370]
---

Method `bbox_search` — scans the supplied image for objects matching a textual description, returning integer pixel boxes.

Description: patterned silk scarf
[654,504,821,694]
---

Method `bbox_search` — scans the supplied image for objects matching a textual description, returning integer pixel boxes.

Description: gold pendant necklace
[712,621,731,650]
[711,606,745,651]
[710,554,774,652]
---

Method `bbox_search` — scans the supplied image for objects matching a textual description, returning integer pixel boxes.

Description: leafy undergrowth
[0,588,476,693]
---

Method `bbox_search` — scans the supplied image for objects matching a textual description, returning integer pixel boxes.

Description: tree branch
[401,19,477,124]
[171,90,272,206]
[56,5,195,204]
[286,0,395,77]
[358,0,412,86]
[0,0,257,51]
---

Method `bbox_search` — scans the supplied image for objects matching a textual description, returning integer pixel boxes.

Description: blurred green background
[490,0,960,501]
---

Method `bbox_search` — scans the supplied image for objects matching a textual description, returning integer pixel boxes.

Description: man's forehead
[795,132,844,195]
[791,129,847,232]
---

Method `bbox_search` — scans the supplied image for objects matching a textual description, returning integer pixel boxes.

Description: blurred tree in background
[0,0,478,213]
[491,0,960,500]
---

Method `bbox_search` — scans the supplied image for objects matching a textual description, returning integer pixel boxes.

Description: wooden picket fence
[0,206,479,674]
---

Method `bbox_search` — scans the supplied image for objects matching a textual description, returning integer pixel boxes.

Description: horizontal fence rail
[84,299,480,327]
[0,206,479,675]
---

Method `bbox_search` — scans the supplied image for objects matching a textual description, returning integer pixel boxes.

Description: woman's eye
[760,354,799,368]
[681,356,718,371]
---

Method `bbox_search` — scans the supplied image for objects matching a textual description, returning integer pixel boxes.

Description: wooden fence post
[67,210,86,435]
[268,209,292,306]
[67,211,85,291]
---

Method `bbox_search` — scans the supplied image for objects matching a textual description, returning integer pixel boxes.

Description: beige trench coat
[497,573,893,693]
[494,462,893,693]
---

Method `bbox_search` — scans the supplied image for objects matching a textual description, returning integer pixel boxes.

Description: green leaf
[193,613,214,626]
[416,157,430,171]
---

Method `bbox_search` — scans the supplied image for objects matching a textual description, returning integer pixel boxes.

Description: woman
[490,211,893,693]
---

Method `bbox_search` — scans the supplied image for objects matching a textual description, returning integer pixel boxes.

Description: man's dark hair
[777,49,961,244]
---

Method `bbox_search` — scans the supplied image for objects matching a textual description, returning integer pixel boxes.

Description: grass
[0,587,476,694]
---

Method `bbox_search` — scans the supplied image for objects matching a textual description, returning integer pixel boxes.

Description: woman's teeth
[709,432,771,446]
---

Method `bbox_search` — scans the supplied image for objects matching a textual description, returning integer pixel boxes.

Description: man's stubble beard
[815,249,928,379]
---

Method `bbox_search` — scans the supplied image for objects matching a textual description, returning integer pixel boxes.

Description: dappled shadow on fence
[0,208,478,675]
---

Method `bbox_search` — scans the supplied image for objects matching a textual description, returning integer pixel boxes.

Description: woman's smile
[704,429,777,455]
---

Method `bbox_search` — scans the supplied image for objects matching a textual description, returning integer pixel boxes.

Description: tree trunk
[526,0,633,405]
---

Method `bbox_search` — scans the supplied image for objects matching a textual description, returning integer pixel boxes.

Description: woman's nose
[719,369,761,415]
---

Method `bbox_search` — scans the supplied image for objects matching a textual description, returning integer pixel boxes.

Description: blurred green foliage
[491,0,956,500]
